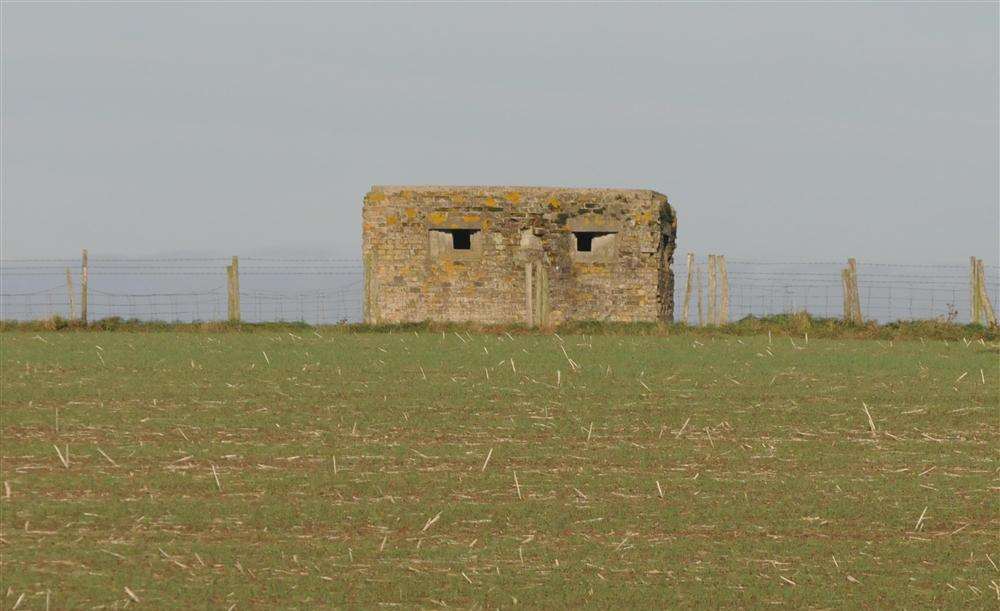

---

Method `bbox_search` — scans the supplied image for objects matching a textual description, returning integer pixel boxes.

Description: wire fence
[1,255,996,325]
[695,258,998,324]
[0,257,364,324]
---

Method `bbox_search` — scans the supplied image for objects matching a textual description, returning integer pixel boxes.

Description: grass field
[2,329,997,608]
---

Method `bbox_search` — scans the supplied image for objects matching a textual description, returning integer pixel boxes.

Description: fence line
[1,254,997,325]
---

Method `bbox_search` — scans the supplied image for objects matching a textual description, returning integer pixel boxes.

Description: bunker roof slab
[367,185,667,200]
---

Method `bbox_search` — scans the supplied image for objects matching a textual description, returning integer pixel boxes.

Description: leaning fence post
[681,252,694,324]
[66,268,76,321]
[719,255,729,324]
[227,256,241,323]
[81,249,88,325]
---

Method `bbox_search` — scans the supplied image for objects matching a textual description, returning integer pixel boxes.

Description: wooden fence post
[534,261,542,327]
[66,269,76,321]
[681,252,694,324]
[976,258,996,326]
[719,255,729,324]
[849,258,861,323]
[81,249,88,325]
[233,256,240,322]
[533,262,541,327]
[539,263,549,327]
[524,262,533,327]
[841,258,861,324]
[227,256,241,323]
[696,263,704,326]
[707,254,717,325]
[841,268,852,322]
[226,264,233,321]
[970,256,980,324]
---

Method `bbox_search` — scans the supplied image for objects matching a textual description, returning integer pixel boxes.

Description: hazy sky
[3,2,997,263]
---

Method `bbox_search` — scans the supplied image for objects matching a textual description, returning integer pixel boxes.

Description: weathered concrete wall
[362,186,676,325]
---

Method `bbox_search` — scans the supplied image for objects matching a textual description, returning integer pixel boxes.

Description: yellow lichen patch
[437,260,456,276]
[462,214,481,224]
[505,191,521,205]
[367,191,386,203]
[485,197,497,207]
[546,196,561,210]
[386,214,399,226]
[449,193,467,206]
[482,219,493,231]
[405,208,417,220]
[575,215,600,228]
[574,262,611,274]
[634,211,653,224]
[429,212,448,225]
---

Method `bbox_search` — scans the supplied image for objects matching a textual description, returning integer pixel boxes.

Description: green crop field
[2,329,997,609]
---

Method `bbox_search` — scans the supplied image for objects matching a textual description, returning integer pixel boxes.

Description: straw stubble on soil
[1,330,997,608]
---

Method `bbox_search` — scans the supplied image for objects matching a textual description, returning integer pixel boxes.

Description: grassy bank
[2,312,997,342]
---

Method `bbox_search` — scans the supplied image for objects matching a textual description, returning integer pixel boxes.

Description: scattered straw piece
[560,345,580,371]
[914,506,928,531]
[53,445,69,469]
[862,403,877,436]
[96,447,118,467]
[421,511,442,532]
[675,417,691,438]
[211,464,222,492]
[481,448,493,472]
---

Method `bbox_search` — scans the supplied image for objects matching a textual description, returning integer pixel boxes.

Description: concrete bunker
[362,186,676,325]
